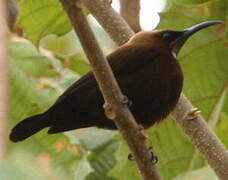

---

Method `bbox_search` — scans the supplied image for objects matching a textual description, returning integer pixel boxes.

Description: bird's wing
[54,44,158,104]
[107,44,158,76]
[55,71,95,104]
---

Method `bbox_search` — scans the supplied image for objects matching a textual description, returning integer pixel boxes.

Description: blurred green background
[2,0,227,179]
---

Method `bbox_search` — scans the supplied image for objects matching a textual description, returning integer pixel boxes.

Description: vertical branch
[0,0,9,158]
[120,0,141,32]
[59,0,162,179]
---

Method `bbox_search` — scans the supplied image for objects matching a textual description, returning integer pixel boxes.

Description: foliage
[6,0,228,179]
[17,0,71,46]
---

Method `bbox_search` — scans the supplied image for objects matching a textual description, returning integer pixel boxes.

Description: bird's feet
[149,146,158,165]
[121,95,132,108]
[128,146,158,165]
[187,107,201,120]
[103,95,132,119]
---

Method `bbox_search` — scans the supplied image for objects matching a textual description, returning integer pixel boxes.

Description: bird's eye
[162,33,173,41]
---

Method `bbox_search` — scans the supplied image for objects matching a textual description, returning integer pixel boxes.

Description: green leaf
[216,112,228,147]
[173,166,217,180]
[108,137,142,180]
[69,59,91,76]
[10,41,58,78]
[66,128,118,179]
[86,140,118,180]
[8,40,81,179]
[18,0,71,45]
[40,31,83,57]
[66,128,117,151]
[0,153,53,180]
[173,0,211,5]
[9,41,58,123]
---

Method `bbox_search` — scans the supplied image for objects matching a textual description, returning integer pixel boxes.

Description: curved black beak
[172,21,223,55]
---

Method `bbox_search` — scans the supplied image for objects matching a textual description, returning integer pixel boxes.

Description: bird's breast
[119,54,183,127]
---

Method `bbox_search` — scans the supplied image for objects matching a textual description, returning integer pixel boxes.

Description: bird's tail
[9,114,49,142]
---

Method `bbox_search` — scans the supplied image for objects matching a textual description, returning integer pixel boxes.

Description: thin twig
[59,0,162,179]
[0,0,9,158]
[82,0,228,179]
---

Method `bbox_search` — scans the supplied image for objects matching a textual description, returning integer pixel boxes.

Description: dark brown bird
[10,21,221,142]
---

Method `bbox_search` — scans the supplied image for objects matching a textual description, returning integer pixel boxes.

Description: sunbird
[10,21,222,142]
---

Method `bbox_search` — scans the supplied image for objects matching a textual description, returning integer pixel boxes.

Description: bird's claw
[149,146,158,165]
[121,95,132,108]
[128,146,158,165]
[128,153,134,161]
[187,107,201,120]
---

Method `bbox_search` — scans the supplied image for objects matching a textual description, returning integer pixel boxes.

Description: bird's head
[128,21,223,55]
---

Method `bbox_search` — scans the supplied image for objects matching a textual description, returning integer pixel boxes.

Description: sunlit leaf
[8,40,80,179]
[173,166,217,180]
[18,0,71,45]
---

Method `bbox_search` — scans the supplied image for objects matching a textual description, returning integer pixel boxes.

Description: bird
[10,21,222,142]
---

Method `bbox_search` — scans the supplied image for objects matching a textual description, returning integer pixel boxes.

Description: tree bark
[120,0,141,32]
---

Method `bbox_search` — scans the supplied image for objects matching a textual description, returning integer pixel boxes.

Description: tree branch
[82,0,228,179]
[59,0,162,179]
[0,0,9,158]
[6,0,18,31]
[82,0,134,45]
[172,94,228,179]
[120,0,141,32]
